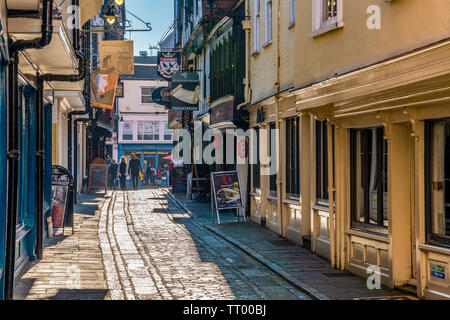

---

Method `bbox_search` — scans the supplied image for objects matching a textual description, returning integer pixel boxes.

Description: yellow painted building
[246,0,450,299]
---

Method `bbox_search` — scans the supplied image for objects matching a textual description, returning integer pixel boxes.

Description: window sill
[283,197,300,206]
[288,20,295,29]
[262,40,273,49]
[267,194,277,201]
[310,21,344,38]
[312,203,330,212]
[251,50,260,57]
[418,244,450,255]
[346,227,389,243]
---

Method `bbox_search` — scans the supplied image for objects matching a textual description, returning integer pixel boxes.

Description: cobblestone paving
[99,189,312,300]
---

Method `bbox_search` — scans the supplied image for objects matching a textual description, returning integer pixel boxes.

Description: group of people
[107,153,166,191]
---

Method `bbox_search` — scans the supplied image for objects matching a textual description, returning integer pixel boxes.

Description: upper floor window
[312,0,342,34]
[141,88,154,104]
[350,127,388,230]
[426,120,450,247]
[138,121,160,141]
[254,0,261,51]
[265,0,273,43]
[290,0,295,23]
[164,123,173,141]
[122,121,133,140]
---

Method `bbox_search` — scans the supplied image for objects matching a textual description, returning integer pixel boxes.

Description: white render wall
[118,79,168,114]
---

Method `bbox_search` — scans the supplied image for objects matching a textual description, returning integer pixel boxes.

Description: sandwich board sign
[210,171,246,225]
[89,158,108,193]
[51,166,74,234]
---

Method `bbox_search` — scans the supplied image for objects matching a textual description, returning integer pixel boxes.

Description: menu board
[51,166,73,229]
[211,171,244,210]
[89,164,108,192]
[51,185,69,228]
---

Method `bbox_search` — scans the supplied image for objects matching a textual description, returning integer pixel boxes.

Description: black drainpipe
[5,0,54,300]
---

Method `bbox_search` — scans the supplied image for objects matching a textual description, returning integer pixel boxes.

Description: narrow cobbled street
[99,189,311,300]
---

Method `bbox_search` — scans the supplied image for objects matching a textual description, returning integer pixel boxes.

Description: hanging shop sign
[89,158,108,193]
[210,171,246,225]
[170,71,200,111]
[152,86,172,108]
[99,40,135,75]
[51,166,74,232]
[90,68,119,110]
[157,51,181,81]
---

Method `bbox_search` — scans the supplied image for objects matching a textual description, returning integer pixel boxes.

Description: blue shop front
[118,143,173,186]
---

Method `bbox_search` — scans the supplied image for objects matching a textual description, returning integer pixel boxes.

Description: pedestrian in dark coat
[108,159,119,190]
[119,156,127,191]
[128,153,142,190]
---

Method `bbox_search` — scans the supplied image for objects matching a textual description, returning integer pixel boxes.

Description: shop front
[118,143,173,186]
[294,39,450,298]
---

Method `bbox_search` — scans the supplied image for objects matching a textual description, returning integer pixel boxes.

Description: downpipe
[5,0,54,300]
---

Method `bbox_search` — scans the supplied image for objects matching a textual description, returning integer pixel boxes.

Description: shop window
[122,121,133,140]
[252,128,261,190]
[316,120,333,202]
[350,127,388,230]
[141,87,154,104]
[285,117,300,197]
[426,120,450,247]
[269,122,277,194]
[138,121,160,141]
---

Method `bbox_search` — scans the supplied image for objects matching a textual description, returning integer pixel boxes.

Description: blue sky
[123,0,174,56]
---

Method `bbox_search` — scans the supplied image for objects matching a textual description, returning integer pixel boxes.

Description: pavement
[171,191,418,300]
[14,192,110,300]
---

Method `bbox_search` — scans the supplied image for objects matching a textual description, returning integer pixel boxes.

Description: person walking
[128,153,143,190]
[156,166,162,186]
[146,163,154,187]
[119,156,127,191]
[108,159,119,190]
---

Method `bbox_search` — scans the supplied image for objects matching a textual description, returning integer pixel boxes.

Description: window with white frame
[312,0,342,33]
[254,0,260,51]
[141,87,154,104]
[164,122,173,141]
[122,121,134,141]
[138,121,160,141]
[265,0,273,43]
[290,0,295,23]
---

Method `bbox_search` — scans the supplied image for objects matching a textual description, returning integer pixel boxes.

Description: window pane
[286,117,299,196]
[429,121,450,243]
[351,127,388,228]
[269,122,277,192]
[252,128,260,189]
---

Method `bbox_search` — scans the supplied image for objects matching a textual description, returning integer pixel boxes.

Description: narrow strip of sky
[123,0,174,56]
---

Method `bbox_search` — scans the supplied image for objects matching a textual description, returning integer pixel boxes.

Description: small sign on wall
[430,261,447,281]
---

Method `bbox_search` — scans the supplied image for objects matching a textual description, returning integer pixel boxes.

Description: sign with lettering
[210,171,246,225]
[430,262,446,281]
[99,40,135,75]
[51,166,73,229]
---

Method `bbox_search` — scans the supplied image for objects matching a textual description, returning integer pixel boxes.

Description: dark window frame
[316,120,334,203]
[285,117,300,197]
[252,127,261,190]
[269,122,277,194]
[350,127,388,232]
[425,119,450,248]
